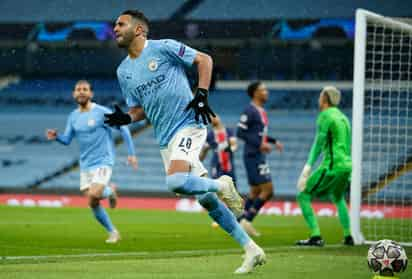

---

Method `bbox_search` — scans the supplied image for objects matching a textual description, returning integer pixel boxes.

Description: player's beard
[116,30,135,48]
[76,96,91,107]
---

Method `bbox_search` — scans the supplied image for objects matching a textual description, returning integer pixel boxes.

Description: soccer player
[46,80,137,244]
[200,115,237,184]
[237,81,283,237]
[296,86,354,246]
[105,10,265,273]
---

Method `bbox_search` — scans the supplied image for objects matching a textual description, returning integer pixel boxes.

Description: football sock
[297,191,321,237]
[92,205,115,233]
[237,197,254,221]
[243,197,266,222]
[166,172,219,195]
[333,196,351,237]
[197,193,250,247]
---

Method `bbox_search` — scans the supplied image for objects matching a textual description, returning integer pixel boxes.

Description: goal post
[351,9,412,246]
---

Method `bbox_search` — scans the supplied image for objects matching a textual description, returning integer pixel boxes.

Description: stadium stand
[187,0,412,20]
[0,0,186,22]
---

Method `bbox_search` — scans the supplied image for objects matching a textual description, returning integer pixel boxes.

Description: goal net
[351,9,412,246]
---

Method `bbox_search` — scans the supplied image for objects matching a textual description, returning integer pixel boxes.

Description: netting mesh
[361,16,412,243]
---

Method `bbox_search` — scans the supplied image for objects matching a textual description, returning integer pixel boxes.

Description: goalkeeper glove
[185,88,216,125]
[297,164,311,192]
[104,104,132,127]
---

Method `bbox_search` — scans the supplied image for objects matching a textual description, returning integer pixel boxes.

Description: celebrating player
[46,80,137,244]
[104,10,266,274]
[296,86,354,246]
[237,81,283,237]
[200,115,237,183]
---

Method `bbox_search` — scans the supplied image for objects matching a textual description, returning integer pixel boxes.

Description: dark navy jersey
[205,127,236,180]
[237,103,269,157]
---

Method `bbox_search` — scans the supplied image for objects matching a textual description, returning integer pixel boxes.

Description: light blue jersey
[56,103,135,170]
[117,39,203,148]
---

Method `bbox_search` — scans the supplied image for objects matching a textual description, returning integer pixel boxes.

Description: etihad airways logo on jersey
[134,74,166,98]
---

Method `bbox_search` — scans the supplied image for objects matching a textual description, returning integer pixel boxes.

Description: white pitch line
[1,245,345,261]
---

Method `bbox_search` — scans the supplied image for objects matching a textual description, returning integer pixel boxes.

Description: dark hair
[121,10,149,32]
[247,81,262,98]
[75,80,92,91]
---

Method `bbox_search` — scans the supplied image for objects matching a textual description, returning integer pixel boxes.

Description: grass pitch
[0,206,410,279]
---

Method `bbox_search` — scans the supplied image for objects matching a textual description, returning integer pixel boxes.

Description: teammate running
[46,80,137,243]
[104,10,266,273]
[296,86,354,246]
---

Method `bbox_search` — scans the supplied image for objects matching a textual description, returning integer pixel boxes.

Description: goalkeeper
[296,86,354,246]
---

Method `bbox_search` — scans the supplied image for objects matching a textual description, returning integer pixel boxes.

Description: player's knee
[197,193,219,211]
[88,197,100,208]
[297,191,310,203]
[263,191,273,200]
[166,173,188,193]
[331,194,344,204]
[88,187,102,200]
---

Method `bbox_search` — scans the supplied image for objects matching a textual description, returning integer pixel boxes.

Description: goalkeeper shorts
[304,167,351,200]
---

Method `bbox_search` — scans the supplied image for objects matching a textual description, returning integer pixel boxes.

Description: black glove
[185,88,216,125]
[104,104,132,126]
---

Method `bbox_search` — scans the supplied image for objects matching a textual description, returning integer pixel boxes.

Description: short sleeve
[161,39,197,67]
[238,108,252,130]
[227,128,235,138]
[117,70,141,108]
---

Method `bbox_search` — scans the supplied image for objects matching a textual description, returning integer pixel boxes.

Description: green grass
[0,206,410,279]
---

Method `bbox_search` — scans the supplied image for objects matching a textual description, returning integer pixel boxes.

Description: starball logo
[134,75,166,98]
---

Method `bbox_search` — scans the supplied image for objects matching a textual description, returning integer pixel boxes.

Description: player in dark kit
[237,81,283,237]
[200,115,238,183]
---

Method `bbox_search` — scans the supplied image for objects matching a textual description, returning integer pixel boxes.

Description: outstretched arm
[119,126,135,156]
[119,125,138,170]
[47,116,74,145]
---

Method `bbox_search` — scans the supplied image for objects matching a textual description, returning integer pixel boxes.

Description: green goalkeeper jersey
[307,107,352,171]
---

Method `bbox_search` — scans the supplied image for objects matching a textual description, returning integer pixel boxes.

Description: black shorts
[244,154,272,186]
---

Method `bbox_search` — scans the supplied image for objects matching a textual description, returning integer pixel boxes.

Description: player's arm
[297,115,329,191]
[199,144,210,161]
[185,51,216,124]
[193,52,213,91]
[119,125,138,170]
[229,137,238,152]
[307,116,329,167]
[104,105,146,126]
[46,115,74,145]
[227,128,238,152]
[128,106,146,122]
[267,136,284,152]
[236,111,261,148]
[105,70,146,126]
[161,39,215,124]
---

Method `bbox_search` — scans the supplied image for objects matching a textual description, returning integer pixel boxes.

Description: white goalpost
[351,9,412,246]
